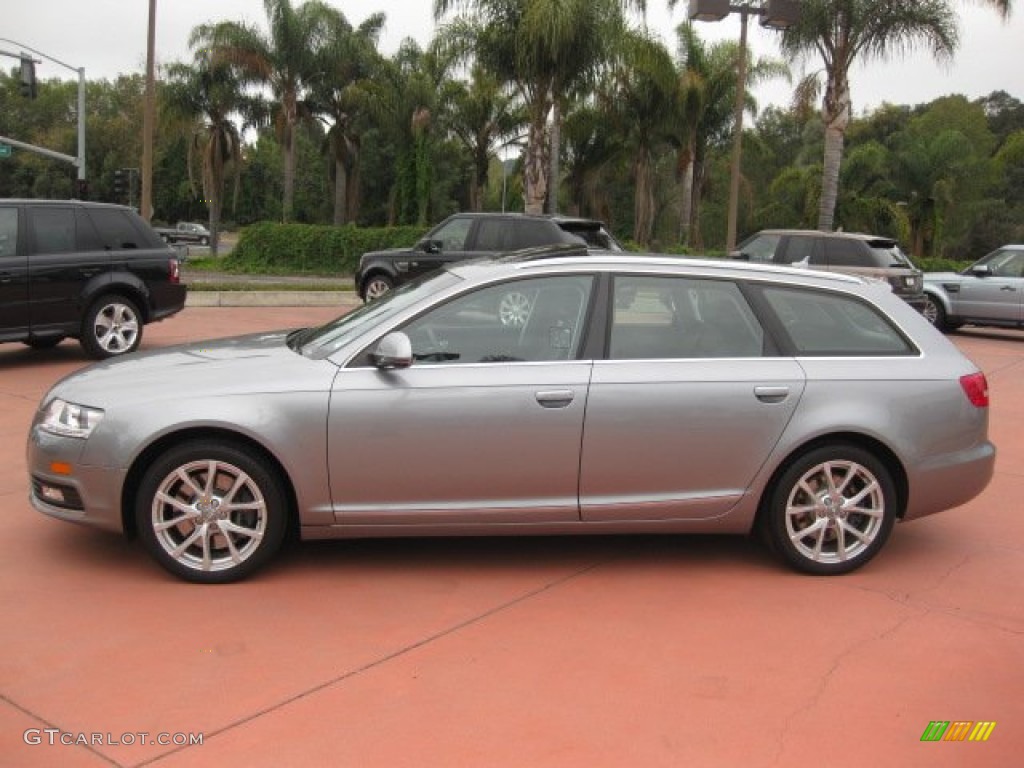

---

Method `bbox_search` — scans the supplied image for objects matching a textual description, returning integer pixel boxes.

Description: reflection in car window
[0,207,17,257]
[738,234,781,262]
[400,275,595,364]
[28,208,77,254]
[295,271,462,359]
[431,217,473,250]
[610,276,764,359]
[762,286,915,356]
[981,249,1024,277]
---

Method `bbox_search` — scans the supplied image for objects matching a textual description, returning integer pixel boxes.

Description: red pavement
[1,308,1022,767]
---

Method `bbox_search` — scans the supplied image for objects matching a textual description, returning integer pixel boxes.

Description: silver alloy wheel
[365,276,392,301]
[921,296,940,326]
[498,291,532,327]
[93,300,140,354]
[784,459,886,565]
[150,459,268,574]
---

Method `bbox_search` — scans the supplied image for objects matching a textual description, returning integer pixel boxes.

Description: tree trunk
[547,99,561,214]
[524,99,551,214]
[333,158,348,226]
[677,139,695,246]
[817,72,851,231]
[282,122,296,223]
[633,148,654,246]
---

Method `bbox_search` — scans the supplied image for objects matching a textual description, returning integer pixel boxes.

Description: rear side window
[27,207,76,254]
[822,239,866,267]
[0,207,17,257]
[87,208,152,250]
[762,286,915,356]
[512,220,563,248]
[474,219,511,250]
[610,276,765,359]
[781,236,815,264]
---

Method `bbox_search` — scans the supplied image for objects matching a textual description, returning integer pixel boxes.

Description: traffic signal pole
[0,39,86,194]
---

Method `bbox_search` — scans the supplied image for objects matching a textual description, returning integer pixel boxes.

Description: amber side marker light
[49,462,73,475]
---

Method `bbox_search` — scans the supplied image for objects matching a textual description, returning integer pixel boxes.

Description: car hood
[45,331,338,410]
[923,272,962,282]
[361,246,416,260]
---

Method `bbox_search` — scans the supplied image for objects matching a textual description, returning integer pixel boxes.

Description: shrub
[222,222,428,275]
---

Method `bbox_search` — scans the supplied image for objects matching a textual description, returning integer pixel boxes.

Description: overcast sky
[5,1,1022,117]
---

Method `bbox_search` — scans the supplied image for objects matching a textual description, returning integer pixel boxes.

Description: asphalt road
[1,308,1022,767]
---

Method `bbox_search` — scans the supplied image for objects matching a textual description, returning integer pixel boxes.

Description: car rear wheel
[763,444,897,575]
[921,295,954,332]
[136,440,288,583]
[80,294,142,358]
[364,274,393,301]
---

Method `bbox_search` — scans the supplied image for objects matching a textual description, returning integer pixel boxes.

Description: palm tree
[190,0,335,222]
[434,0,646,214]
[780,0,1013,232]
[311,10,385,224]
[441,65,525,211]
[162,57,252,255]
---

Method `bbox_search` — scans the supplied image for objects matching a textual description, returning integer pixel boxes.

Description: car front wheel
[763,444,897,575]
[136,440,288,583]
[921,295,950,332]
[80,295,142,358]
[363,274,393,301]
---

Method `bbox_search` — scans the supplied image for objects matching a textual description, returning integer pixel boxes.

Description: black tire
[135,440,288,583]
[363,274,393,301]
[80,294,143,359]
[921,295,951,332]
[762,444,897,575]
[23,336,64,350]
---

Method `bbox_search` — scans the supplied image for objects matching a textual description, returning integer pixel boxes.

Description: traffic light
[20,55,37,99]
[113,169,126,199]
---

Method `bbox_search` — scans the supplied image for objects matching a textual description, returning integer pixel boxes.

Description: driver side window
[400,275,595,364]
[430,217,473,251]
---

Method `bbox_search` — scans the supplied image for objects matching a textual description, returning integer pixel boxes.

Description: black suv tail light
[168,258,181,284]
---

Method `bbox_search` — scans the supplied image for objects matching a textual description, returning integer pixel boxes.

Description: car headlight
[39,399,105,439]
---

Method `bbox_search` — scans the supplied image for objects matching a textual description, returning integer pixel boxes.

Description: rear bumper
[903,440,996,521]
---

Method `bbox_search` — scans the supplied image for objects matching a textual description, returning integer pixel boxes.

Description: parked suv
[733,229,925,309]
[0,199,187,358]
[355,212,622,300]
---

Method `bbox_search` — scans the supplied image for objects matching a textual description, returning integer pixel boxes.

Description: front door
[327,274,596,526]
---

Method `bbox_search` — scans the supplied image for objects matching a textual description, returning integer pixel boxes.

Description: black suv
[733,229,925,309]
[355,212,622,300]
[0,199,187,358]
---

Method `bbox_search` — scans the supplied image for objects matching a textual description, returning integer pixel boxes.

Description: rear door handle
[754,386,790,403]
[535,389,575,408]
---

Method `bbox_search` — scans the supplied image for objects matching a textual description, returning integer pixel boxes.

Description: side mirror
[969,264,992,277]
[731,251,750,261]
[369,332,413,370]
[419,239,443,254]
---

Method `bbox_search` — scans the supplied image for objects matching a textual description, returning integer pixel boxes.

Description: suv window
[474,218,511,250]
[430,217,473,250]
[762,286,914,356]
[88,208,149,250]
[28,207,77,254]
[822,239,864,267]
[781,235,815,264]
[738,233,781,262]
[0,207,17,257]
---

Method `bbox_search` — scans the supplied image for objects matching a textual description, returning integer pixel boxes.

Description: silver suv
[733,229,925,310]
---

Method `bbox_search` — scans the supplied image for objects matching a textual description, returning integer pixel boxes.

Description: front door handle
[535,389,575,408]
[1000,285,1016,292]
[754,386,790,403]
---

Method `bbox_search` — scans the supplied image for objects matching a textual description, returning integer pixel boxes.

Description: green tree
[191,0,336,222]
[780,0,1012,232]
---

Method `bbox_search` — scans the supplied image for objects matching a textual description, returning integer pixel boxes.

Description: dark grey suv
[0,199,187,358]
[355,212,622,300]
[733,229,925,309]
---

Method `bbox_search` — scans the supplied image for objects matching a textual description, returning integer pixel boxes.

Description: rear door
[580,274,805,522]
[26,205,109,333]
[0,204,28,338]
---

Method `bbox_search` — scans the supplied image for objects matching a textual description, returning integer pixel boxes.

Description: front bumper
[26,427,127,534]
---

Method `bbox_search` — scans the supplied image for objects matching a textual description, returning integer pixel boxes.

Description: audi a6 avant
[27,253,995,583]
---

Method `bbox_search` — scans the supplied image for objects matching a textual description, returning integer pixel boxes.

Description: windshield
[291,270,462,359]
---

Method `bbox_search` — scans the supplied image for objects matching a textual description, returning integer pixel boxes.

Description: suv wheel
[364,274,393,301]
[81,294,143,358]
[921,295,952,332]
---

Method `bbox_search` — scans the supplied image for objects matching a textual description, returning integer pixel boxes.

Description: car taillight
[168,258,181,284]
[960,372,989,407]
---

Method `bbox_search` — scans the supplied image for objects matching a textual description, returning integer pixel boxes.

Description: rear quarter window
[761,286,916,356]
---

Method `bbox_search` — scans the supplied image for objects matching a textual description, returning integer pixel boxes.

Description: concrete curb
[186,291,361,309]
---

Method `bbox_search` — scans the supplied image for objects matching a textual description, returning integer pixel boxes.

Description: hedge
[222,222,429,275]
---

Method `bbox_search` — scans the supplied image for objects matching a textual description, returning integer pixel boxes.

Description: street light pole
[687,1,800,251]
[142,0,156,220]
